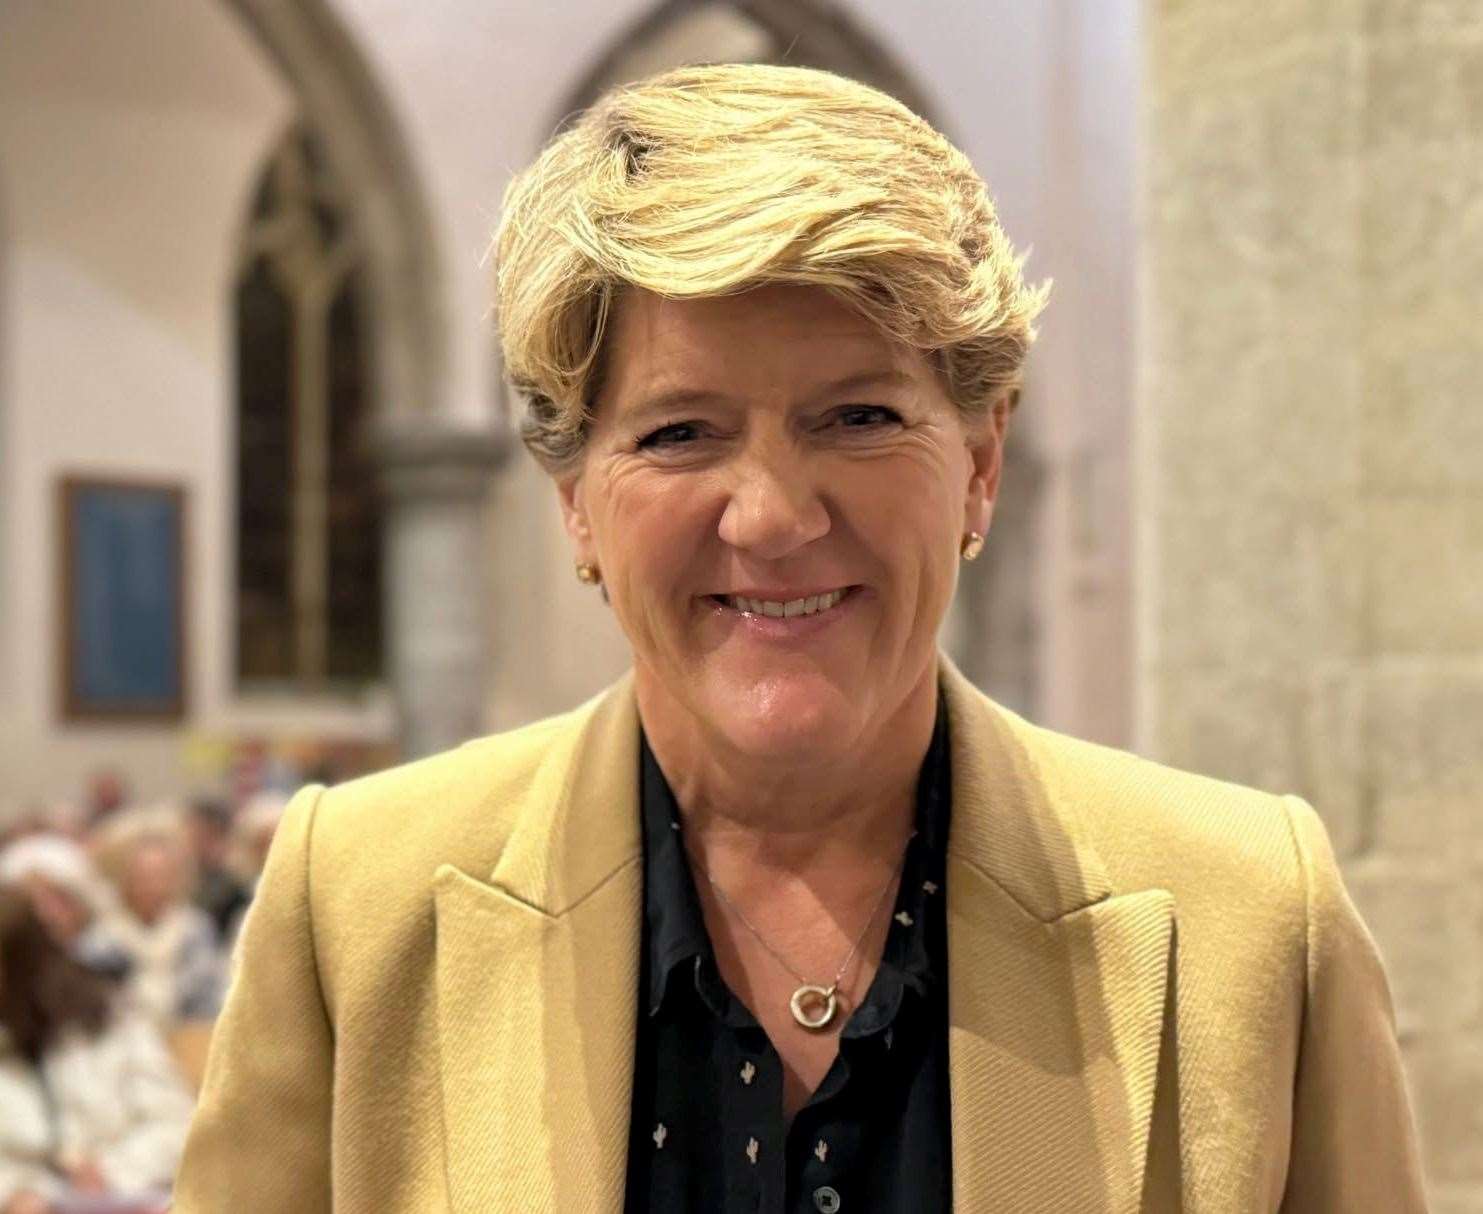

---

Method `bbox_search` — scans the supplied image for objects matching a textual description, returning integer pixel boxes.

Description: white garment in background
[0,1035,64,1208]
[102,904,224,1027]
[0,1009,193,1207]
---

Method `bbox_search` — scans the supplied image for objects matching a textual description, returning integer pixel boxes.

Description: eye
[637,421,704,449]
[832,404,903,429]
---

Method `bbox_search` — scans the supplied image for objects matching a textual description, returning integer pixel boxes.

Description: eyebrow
[622,368,916,423]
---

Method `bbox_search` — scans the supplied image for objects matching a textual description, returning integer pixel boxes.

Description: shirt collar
[639,692,952,1021]
[639,732,711,1017]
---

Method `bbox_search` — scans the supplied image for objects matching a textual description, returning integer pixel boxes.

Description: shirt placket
[786,1055,865,1214]
[721,1023,785,1211]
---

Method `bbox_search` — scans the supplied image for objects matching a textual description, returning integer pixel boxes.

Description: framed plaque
[60,476,187,720]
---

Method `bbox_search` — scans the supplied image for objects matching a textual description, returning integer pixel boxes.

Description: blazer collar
[486,671,644,912]
[938,657,1111,921]
[434,656,1174,1213]
[937,658,1175,1211]
[433,675,644,1213]
[484,657,1109,924]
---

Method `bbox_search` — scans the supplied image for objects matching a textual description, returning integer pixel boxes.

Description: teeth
[725,589,848,617]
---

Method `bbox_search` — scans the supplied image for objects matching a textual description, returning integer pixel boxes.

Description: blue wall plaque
[62,478,186,719]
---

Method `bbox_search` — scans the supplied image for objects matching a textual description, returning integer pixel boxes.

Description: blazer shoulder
[304,707,582,898]
[1003,709,1312,905]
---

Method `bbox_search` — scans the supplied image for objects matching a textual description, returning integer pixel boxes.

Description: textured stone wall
[1142,1,1483,1206]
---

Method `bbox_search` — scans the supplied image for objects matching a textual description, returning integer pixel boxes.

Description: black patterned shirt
[623,700,953,1213]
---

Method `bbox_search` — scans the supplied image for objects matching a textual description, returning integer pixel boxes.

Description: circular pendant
[789,983,838,1030]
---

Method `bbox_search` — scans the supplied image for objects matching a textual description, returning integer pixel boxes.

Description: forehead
[596,284,926,412]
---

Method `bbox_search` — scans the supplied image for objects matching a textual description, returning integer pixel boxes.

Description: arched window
[235,125,382,688]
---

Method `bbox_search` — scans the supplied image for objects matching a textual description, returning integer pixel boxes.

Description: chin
[703,670,861,760]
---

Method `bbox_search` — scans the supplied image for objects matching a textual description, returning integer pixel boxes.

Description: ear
[555,468,597,565]
[963,393,1012,537]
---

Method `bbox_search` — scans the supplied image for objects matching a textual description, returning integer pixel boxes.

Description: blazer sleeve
[172,784,333,1214]
[1277,796,1427,1212]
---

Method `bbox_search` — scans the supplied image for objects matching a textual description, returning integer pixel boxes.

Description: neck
[635,658,938,880]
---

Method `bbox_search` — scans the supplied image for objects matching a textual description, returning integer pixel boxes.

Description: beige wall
[1142,2,1483,1205]
[0,0,393,808]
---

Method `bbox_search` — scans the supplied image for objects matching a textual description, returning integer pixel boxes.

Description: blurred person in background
[92,812,222,1030]
[0,805,88,850]
[219,793,286,953]
[175,64,1423,1212]
[0,888,191,1214]
[81,775,127,833]
[183,799,247,942]
[0,838,130,982]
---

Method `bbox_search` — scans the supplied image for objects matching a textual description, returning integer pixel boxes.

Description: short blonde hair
[495,62,1048,473]
[91,804,196,905]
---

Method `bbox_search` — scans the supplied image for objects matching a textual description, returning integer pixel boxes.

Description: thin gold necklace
[690,832,915,1031]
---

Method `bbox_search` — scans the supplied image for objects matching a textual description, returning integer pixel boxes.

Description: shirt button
[813,1185,842,1213]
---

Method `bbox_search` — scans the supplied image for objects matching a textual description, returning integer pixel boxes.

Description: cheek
[839,452,963,567]
[597,472,715,592]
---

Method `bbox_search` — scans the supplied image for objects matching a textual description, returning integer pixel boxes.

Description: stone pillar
[376,424,506,759]
[1143,2,1483,1203]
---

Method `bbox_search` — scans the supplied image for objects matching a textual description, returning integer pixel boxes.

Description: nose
[716,440,831,560]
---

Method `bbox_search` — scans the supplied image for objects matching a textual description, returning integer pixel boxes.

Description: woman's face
[558,284,1006,763]
[124,840,180,925]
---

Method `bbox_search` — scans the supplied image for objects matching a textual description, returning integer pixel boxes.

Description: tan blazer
[174,659,1425,1212]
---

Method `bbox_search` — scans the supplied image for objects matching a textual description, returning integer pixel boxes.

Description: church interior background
[1,0,1480,1204]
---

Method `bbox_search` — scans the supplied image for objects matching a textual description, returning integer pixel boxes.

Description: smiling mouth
[708,587,857,619]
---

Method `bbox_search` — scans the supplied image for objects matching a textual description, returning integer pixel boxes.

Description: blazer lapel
[941,661,1176,1213]
[433,680,642,1214]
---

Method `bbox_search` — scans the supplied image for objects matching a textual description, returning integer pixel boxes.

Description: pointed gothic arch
[223,0,501,756]
[222,0,445,424]
[559,0,942,132]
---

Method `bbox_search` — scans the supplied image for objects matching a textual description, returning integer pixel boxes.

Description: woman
[0,836,131,983]
[93,812,223,1029]
[217,792,287,955]
[176,64,1424,1212]
[183,798,249,943]
[0,889,191,1214]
